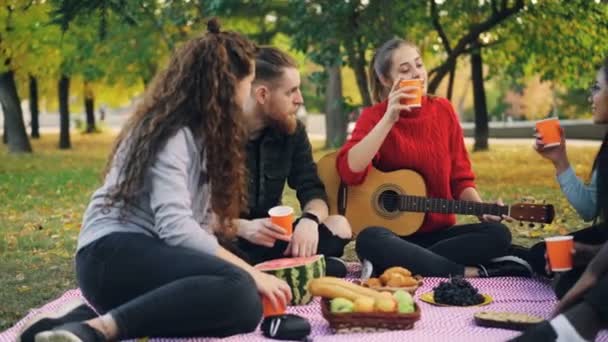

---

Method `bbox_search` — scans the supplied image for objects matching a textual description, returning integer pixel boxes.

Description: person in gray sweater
[20,19,291,342]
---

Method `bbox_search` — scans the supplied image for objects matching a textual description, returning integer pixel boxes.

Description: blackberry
[433,276,484,306]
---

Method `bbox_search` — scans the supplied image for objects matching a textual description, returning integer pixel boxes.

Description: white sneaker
[17,298,94,342]
[360,259,374,280]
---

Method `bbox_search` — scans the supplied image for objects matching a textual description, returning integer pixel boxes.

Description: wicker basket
[320,298,421,333]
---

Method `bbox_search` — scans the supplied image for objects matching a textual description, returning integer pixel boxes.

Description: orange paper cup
[545,236,574,272]
[268,205,294,236]
[399,79,423,108]
[262,295,286,318]
[536,118,561,148]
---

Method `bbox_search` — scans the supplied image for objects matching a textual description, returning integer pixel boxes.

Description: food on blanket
[353,296,375,313]
[364,277,382,287]
[397,299,415,314]
[309,281,366,302]
[255,255,326,305]
[379,273,392,285]
[394,290,415,314]
[364,266,421,290]
[375,297,397,313]
[433,276,484,306]
[330,297,355,313]
[380,291,393,298]
[386,273,407,287]
[474,311,544,331]
[397,275,419,287]
[384,266,412,277]
[308,277,390,301]
[393,290,415,313]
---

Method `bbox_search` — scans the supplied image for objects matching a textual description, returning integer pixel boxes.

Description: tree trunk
[0,70,32,153]
[142,61,157,87]
[352,55,372,107]
[84,81,96,133]
[325,64,346,149]
[446,60,456,101]
[2,103,7,144]
[29,74,40,138]
[471,41,489,151]
[58,75,71,149]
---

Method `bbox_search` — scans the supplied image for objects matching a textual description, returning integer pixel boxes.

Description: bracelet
[300,212,320,225]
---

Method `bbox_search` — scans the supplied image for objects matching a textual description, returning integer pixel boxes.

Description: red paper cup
[262,295,286,317]
[399,79,423,108]
[545,236,574,272]
[268,206,294,236]
[536,118,561,148]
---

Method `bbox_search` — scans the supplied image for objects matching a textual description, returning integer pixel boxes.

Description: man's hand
[284,218,319,257]
[238,218,291,247]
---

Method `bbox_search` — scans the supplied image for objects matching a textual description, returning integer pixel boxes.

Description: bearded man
[235,47,352,277]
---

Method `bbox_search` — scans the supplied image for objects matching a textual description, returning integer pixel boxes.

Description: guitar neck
[398,195,509,217]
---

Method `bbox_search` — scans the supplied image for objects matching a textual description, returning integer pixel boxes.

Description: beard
[268,111,298,135]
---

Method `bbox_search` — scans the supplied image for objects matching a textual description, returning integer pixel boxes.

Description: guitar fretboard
[394,195,510,216]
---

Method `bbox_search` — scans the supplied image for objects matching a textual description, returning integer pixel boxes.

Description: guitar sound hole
[379,190,400,213]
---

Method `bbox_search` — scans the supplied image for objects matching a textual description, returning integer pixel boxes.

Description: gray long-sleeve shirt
[78,127,219,255]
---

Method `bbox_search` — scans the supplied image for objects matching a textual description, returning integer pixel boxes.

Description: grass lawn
[0,132,599,331]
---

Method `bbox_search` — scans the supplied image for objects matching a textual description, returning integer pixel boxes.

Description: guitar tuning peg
[519,222,524,227]
[540,224,545,229]
[542,199,546,204]
[528,223,536,229]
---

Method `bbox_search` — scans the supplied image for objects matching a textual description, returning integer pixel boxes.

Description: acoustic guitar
[316,152,555,236]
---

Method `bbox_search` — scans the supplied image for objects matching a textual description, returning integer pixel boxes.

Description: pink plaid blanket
[2,264,607,342]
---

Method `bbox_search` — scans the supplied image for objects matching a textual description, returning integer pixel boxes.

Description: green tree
[486,0,608,91]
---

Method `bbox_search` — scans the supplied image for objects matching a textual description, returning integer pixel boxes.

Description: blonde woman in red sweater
[337,38,531,279]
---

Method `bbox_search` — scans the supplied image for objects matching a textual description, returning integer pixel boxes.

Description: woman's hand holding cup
[383,78,420,124]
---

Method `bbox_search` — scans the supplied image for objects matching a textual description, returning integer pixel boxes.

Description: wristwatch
[300,212,320,225]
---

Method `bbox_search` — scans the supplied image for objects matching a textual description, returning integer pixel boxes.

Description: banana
[309,277,387,301]
[308,280,369,301]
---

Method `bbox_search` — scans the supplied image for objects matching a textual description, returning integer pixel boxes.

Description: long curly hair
[104,18,256,237]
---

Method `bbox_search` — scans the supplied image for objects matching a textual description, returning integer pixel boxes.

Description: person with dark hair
[524,64,607,286]
[234,46,352,276]
[512,59,608,342]
[337,38,532,279]
[18,19,291,342]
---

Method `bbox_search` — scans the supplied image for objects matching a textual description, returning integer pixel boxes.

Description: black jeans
[236,220,350,265]
[528,223,608,296]
[76,233,262,340]
[355,223,512,277]
[582,272,608,323]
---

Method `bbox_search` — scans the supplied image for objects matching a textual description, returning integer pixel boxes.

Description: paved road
[4,112,603,147]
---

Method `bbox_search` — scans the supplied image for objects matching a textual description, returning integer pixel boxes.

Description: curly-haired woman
[19,19,290,342]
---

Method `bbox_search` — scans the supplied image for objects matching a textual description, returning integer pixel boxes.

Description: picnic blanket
[2,263,607,342]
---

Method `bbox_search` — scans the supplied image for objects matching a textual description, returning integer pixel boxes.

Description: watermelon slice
[255,255,326,305]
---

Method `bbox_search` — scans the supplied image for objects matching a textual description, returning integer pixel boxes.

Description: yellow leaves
[17,285,31,293]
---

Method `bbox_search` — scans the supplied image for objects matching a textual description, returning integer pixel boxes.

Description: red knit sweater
[336,96,476,234]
